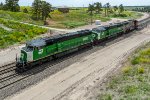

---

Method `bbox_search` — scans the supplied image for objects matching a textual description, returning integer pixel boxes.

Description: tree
[106,3,110,16]
[23,8,28,13]
[94,2,102,14]
[88,4,95,25]
[32,0,52,24]
[0,2,4,10]
[119,4,124,14]
[104,3,110,17]
[32,0,42,20]
[114,6,118,12]
[104,4,107,17]
[4,0,20,12]
[41,1,52,21]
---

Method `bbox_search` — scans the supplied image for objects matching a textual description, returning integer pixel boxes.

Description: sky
[0,0,150,7]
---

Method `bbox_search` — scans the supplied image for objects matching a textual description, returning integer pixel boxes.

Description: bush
[50,10,62,15]
[23,8,28,13]
[122,66,132,74]
[98,94,112,100]
[131,56,140,65]
[137,76,144,82]
[140,49,150,55]
[139,58,150,63]
[61,21,86,28]
[124,85,137,94]
[137,67,144,74]
[112,13,127,17]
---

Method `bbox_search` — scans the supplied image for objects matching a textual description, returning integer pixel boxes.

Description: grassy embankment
[110,11,143,19]
[98,42,150,99]
[0,7,143,29]
[0,10,43,25]
[48,9,111,28]
[0,18,47,49]
[46,9,143,28]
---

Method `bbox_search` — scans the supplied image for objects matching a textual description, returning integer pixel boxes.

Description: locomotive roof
[92,26,106,32]
[44,29,90,39]
[122,21,129,24]
[128,19,134,21]
[26,38,46,47]
[26,29,91,47]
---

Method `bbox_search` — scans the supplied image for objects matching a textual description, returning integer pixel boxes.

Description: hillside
[0,8,143,29]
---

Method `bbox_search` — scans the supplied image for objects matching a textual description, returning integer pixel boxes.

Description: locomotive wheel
[16,68,25,73]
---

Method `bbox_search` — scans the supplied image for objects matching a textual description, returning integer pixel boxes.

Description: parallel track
[0,62,15,69]
[0,75,30,89]
[0,65,16,75]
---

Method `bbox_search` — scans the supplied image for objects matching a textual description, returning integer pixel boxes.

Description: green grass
[0,18,47,49]
[49,9,111,28]
[98,94,112,100]
[98,42,150,99]
[20,6,32,13]
[49,9,143,28]
[109,11,143,19]
[0,10,43,25]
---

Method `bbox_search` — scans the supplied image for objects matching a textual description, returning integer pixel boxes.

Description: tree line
[0,0,52,22]
[0,0,20,12]
[0,0,127,25]
[132,7,150,13]
[88,2,125,17]
[87,2,125,24]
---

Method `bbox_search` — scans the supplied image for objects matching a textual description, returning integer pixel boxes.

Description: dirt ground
[7,21,150,100]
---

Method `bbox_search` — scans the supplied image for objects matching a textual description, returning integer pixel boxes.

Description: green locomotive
[16,20,138,72]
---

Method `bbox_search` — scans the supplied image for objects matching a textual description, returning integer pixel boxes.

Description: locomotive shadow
[18,30,138,76]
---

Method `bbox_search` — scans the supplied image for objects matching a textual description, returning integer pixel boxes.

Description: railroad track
[0,62,15,69]
[0,64,16,75]
[0,48,89,90]
[0,73,18,83]
[0,74,30,89]
[138,16,150,29]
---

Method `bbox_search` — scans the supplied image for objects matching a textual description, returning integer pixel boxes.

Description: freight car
[16,20,138,72]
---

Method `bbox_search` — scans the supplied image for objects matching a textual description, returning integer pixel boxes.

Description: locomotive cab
[16,45,34,71]
[16,38,46,72]
[92,26,107,40]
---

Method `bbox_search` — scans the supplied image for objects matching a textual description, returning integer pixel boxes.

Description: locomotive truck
[16,20,138,72]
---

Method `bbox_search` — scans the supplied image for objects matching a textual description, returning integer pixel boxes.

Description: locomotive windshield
[92,27,106,33]
[22,45,34,52]
[27,46,34,51]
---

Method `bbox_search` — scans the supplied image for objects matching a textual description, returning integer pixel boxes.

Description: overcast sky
[0,0,150,7]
